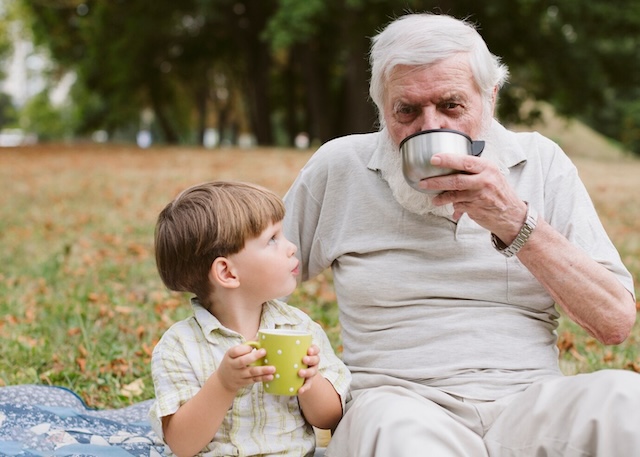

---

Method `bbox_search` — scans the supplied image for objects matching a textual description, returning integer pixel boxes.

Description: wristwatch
[491,202,538,258]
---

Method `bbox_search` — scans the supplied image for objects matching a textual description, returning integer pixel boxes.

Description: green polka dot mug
[247,329,312,395]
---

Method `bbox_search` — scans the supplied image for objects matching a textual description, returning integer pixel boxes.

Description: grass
[0,142,638,409]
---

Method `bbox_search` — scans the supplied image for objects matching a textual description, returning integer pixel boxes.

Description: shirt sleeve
[284,144,343,282]
[538,139,635,298]
[148,325,204,441]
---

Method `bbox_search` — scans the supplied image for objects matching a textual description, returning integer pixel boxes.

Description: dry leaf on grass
[120,378,145,398]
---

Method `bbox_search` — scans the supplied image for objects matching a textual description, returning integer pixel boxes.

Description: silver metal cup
[400,128,485,193]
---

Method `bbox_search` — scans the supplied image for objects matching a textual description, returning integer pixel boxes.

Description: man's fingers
[430,153,485,175]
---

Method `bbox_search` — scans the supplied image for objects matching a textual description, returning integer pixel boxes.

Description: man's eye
[395,104,416,115]
[394,104,418,122]
[441,101,462,111]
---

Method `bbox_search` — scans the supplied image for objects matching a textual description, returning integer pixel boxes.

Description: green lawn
[0,144,638,408]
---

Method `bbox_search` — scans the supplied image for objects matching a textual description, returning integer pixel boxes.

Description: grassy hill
[508,102,631,160]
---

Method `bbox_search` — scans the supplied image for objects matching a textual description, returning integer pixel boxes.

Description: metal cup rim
[399,128,472,150]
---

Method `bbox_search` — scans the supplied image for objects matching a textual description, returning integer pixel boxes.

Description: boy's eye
[268,235,277,245]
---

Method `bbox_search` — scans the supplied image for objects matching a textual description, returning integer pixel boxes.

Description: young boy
[149,181,350,457]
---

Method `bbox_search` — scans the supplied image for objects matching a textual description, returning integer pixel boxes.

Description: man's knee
[328,386,486,457]
[346,386,441,430]
[579,370,640,412]
[485,370,640,456]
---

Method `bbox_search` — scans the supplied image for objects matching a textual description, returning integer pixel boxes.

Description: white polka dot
[295,339,301,345]
[265,383,270,388]
[264,359,269,363]
[277,349,282,355]
[289,387,294,393]
[261,335,266,340]
[275,374,280,379]
[293,363,299,369]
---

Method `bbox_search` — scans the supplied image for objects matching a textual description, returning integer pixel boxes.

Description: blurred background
[1,0,639,408]
[0,0,639,154]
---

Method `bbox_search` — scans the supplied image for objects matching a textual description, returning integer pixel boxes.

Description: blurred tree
[466,0,640,154]
[19,89,72,140]
[0,1,15,79]
[265,0,390,142]
[0,92,18,128]
[0,0,21,125]
[13,0,640,152]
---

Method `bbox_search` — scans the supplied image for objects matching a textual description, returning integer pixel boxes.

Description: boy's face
[228,220,299,302]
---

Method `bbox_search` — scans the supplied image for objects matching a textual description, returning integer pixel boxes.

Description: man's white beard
[378,130,455,218]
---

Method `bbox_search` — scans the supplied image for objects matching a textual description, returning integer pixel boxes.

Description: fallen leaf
[569,348,587,362]
[556,331,574,353]
[120,378,144,398]
[115,305,134,314]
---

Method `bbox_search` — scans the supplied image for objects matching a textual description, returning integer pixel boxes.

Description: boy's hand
[297,344,321,395]
[214,344,275,393]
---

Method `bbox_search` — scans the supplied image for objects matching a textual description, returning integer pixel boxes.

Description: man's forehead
[390,87,470,105]
[386,61,476,98]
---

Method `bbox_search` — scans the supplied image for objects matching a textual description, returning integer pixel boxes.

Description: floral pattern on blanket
[0,385,165,456]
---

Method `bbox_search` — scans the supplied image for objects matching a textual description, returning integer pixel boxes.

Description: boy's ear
[210,257,240,289]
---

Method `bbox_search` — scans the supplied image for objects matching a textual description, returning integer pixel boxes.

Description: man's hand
[420,152,527,244]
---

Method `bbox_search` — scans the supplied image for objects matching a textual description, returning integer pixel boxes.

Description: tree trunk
[234,1,276,145]
[150,99,179,144]
[195,85,208,146]
[243,42,273,145]
[299,40,333,144]
[340,34,377,135]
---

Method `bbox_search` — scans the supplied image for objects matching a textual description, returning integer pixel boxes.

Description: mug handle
[471,140,485,156]
[246,340,262,367]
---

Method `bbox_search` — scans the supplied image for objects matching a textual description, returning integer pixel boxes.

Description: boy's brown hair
[154,181,285,302]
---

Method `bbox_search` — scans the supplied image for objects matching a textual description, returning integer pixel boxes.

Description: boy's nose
[287,239,298,256]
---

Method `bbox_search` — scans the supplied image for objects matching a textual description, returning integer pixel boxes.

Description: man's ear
[491,85,498,112]
[210,257,240,289]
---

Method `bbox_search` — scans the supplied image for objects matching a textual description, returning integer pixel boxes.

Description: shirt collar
[367,131,387,172]
[190,297,305,342]
[481,119,528,171]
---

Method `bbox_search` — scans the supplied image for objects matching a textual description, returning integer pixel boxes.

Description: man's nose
[417,107,447,132]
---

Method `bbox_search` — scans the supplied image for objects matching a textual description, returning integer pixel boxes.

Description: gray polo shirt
[283,121,634,400]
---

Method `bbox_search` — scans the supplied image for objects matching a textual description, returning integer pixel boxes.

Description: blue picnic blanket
[0,385,165,456]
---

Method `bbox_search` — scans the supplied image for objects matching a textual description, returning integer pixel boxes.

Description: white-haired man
[283,12,639,456]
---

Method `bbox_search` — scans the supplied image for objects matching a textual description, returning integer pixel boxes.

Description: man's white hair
[369,13,509,129]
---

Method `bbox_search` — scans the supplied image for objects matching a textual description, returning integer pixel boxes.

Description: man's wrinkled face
[383,54,489,147]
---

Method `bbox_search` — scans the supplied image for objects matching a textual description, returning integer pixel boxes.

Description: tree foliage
[12,0,640,153]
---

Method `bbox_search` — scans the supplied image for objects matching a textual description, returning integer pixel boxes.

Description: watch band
[491,202,538,257]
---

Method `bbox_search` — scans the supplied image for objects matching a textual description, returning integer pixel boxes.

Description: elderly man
[283,12,639,457]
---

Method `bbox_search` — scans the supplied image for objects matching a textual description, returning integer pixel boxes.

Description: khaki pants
[325,370,640,456]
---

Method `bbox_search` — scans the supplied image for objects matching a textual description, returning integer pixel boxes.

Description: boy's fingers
[234,347,266,366]
[303,354,320,367]
[249,365,275,378]
[227,344,255,359]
